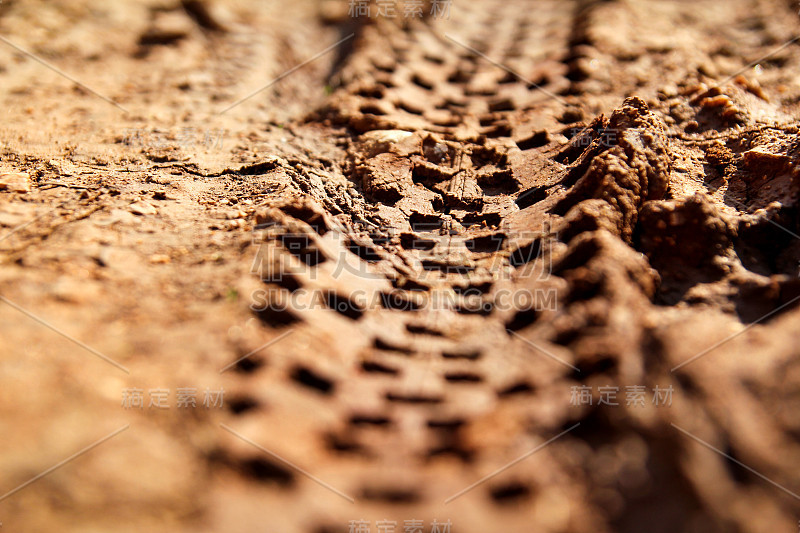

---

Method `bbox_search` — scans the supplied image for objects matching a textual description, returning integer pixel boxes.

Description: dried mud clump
[638,194,733,301]
[555,97,672,242]
[639,194,732,274]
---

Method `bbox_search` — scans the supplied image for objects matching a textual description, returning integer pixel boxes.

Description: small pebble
[129,201,158,216]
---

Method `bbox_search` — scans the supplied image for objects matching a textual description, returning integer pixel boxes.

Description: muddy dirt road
[1,1,800,532]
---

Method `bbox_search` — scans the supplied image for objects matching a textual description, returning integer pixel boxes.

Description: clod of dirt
[357,129,418,158]
[129,201,158,216]
[638,193,734,303]
[355,153,414,205]
[0,172,31,193]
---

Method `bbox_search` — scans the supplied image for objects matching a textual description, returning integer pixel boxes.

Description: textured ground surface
[2,1,800,532]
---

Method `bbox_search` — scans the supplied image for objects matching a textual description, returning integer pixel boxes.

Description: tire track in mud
[212,2,800,532]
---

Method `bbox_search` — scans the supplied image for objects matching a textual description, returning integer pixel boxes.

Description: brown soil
[1,1,800,532]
